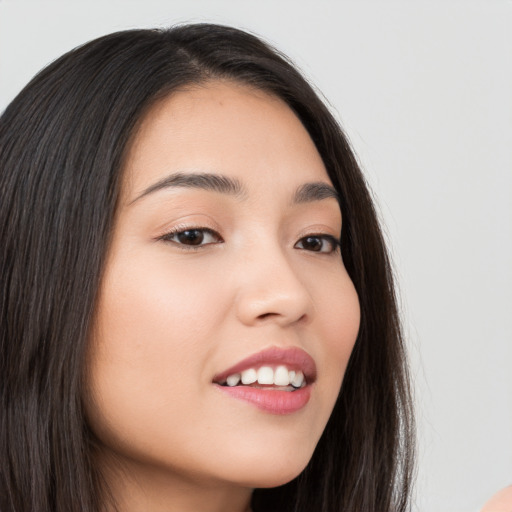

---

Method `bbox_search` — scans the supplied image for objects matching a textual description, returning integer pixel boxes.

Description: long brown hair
[0,24,414,511]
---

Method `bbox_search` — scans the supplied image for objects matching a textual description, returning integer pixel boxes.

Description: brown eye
[161,228,222,247]
[295,235,340,254]
[177,229,205,246]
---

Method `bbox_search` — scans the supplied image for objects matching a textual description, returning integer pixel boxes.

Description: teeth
[274,366,290,386]
[241,368,257,385]
[224,366,306,388]
[257,366,274,385]
[291,371,304,388]
[226,373,241,387]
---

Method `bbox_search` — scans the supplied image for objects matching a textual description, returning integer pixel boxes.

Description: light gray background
[1,1,511,511]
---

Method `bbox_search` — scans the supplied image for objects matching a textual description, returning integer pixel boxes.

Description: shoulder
[481,486,512,512]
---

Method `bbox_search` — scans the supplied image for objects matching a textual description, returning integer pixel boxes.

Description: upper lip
[212,346,317,384]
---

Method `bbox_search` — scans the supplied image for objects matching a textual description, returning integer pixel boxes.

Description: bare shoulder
[481,486,512,512]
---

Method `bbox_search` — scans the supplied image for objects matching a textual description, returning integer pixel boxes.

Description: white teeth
[274,365,290,386]
[224,366,306,388]
[226,373,241,387]
[257,366,274,385]
[291,371,304,388]
[241,368,257,385]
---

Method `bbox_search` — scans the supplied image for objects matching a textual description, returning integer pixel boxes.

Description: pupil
[304,236,322,251]
[178,230,204,245]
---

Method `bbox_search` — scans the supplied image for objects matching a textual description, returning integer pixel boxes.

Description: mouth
[212,346,316,414]
[215,365,307,391]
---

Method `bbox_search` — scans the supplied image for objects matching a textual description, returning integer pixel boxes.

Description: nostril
[257,312,275,320]
[256,312,308,323]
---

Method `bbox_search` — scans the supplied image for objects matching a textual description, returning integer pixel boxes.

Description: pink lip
[216,385,312,414]
[212,346,316,415]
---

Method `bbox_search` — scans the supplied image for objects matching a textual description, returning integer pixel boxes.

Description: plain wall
[1,1,511,511]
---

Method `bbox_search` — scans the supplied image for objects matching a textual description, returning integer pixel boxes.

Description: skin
[86,81,361,512]
[481,486,512,512]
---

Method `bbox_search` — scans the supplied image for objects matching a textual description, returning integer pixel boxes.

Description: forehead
[122,81,331,201]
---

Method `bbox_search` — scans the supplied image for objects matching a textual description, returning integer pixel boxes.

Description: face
[87,81,360,492]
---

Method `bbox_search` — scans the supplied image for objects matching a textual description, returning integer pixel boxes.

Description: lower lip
[215,385,312,414]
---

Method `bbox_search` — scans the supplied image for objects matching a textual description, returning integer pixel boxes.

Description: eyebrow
[130,171,340,205]
[293,182,340,205]
[130,172,246,203]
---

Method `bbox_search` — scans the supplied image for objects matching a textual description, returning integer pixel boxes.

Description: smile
[213,347,316,414]
[218,365,306,389]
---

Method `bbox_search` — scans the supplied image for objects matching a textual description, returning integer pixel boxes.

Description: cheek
[324,275,360,362]
[84,251,226,451]
[311,269,360,411]
[93,250,225,367]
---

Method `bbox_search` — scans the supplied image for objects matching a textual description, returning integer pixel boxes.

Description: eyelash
[158,226,341,254]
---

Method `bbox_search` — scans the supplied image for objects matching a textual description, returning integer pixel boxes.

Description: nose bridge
[233,234,313,326]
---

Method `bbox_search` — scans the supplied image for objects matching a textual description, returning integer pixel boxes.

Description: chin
[246,467,306,489]
[219,447,312,489]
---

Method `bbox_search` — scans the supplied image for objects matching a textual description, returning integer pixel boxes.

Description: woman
[0,24,414,511]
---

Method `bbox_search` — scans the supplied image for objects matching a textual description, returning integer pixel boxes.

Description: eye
[159,227,223,248]
[294,234,340,254]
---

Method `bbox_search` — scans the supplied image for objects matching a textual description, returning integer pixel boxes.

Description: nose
[233,245,313,327]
